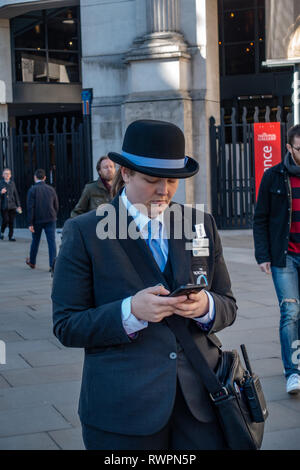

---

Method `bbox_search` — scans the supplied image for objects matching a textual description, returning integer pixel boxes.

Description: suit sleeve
[53,189,59,214]
[14,183,21,207]
[206,214,237,334]
[253,170,271,264]
[26,187,35,226]
[70,185,89,218]
[51,218,132,348]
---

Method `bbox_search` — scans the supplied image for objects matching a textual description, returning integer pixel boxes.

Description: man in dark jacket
[0,168,22,241]
[70,156,115,218]
[253,124,300,395]
[26,168,59,271]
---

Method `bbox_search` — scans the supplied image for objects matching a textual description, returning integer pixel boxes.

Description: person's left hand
[172,290,209,318]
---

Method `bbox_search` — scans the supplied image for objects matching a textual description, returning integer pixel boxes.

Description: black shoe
[9,238,16,242]
[0,234,4,240]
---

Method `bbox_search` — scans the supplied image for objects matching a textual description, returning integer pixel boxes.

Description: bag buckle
[209,387,229,402]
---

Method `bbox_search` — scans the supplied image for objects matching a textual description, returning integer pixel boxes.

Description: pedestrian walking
[70,156,115,217]
[0,168,22,241]
[52,120,237,450]
[26,169,59,272]
[253,124,300,395]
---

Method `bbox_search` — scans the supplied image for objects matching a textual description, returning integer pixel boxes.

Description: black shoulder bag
[166,316,268,450]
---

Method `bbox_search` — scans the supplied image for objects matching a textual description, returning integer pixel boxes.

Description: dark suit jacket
[27,181,59,226]
[0,179,20,211]
[52,195,237,435]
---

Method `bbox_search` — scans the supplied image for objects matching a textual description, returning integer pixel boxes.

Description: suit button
[169,352,177,360]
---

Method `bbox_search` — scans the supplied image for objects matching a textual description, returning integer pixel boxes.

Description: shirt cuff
[121,296,148,336]
[193,290,215,325]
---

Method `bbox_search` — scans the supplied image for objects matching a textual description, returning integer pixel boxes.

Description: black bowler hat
[108,120,199,179]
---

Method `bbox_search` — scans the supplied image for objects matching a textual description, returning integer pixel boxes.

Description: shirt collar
[120,188,164,238]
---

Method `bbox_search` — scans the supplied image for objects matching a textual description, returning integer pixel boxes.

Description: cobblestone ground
[0,229,299,450]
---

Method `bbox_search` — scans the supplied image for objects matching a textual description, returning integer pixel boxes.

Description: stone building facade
[0,0,220,210]
[81,0,220,208]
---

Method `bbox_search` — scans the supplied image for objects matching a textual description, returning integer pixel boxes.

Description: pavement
[0,228,299,450]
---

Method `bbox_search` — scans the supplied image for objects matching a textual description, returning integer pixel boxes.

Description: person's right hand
[1,188,6,194]
[259,262,271,274]
[131,285,187,323]
[29,226,35,233]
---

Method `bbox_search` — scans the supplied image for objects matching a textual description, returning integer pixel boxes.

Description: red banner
[254,122,282,200]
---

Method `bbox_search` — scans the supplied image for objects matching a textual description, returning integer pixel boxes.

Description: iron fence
[0,116,92,228]
[209,106,292,229]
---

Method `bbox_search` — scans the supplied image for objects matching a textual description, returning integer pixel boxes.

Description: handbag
[166,316,269,450]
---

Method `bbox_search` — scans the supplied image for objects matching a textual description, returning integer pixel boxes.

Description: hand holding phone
[168,284,206,298]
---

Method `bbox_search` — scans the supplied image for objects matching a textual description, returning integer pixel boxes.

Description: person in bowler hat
[52,120,237,450]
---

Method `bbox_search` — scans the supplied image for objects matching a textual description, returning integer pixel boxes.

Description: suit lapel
[110,195,167,288]
[164,205,192,288]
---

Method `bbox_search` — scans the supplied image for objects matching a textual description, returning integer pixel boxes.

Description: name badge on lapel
[193,248,209,257]
[192,237,209,256]
[195,223,206,238]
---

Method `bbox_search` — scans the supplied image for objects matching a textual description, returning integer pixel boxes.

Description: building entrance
[0,114,92,228]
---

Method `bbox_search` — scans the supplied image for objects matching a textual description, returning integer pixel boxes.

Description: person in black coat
[52,120,237,450]
[0,168,22,241]
[26,168,59,271]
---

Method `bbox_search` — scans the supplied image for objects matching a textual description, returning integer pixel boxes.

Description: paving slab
[0,432,59,450]
[0,353,31,372]
[52,403,81,427]
[227,316,278,331]
[5,339,60,355]
[264,401,300,432]
[1,363,83,387]
[262,427,300,450]
[260,375,291,402]
[49,427,85,450]
[20,349,83,368]
[0,381,81,411]
[0,375,11,389]
[218,326,280,345]
[0,404,72,437]
[249,358,285,378]
[0,331,25,342]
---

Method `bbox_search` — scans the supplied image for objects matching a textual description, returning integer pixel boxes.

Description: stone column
[0,19,13,122]
[147,0,179,33]
[124,0,191,204]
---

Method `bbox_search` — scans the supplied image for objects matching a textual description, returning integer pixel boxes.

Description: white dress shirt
[120,189,215,335]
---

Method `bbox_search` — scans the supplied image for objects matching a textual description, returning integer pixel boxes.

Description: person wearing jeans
[271,255,300,378]
[26,168,59,271]
[29,221,57,270]
[253,124,300,395]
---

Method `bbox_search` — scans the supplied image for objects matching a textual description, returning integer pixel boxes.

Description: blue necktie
[147,220,166,271]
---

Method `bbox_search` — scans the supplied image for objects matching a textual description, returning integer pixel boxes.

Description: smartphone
[168,284,205,297]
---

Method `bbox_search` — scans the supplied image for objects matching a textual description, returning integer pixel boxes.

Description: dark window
[223,0,254,9]
[47,8,78,51]
[219,0,266,76]
[11,7,81,83]
[15,50,47,82]
[48,51,79,83]
[225,43,255,75]
[224,9,255,43]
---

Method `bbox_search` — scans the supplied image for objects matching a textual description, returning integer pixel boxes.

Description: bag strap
[166,316,229,401]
